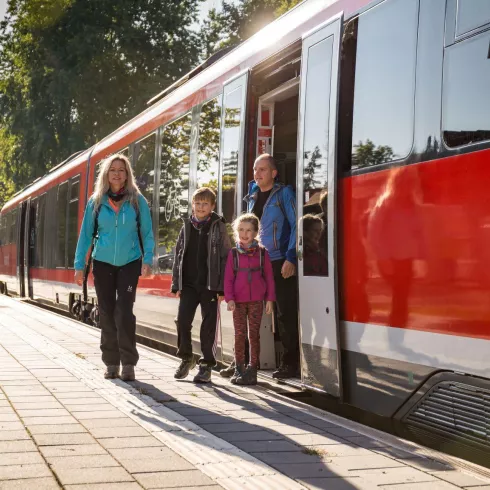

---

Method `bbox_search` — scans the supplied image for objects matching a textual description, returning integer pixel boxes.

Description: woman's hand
[265,300,274,315]
[74,270,84,286]
[141,264,151,277]
[227,300,236,312]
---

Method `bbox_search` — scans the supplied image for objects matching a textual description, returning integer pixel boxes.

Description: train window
[10,209,17,244]
[197,97,222,196]
[35,194,46,267]
[343,0,418,171]
[158,112,191,273]
[221,86,242,225]
[56,182,69,267]
[442,31,490,148]
[456,0,490,38]
[67,179,80,269]
[133,134,156,208]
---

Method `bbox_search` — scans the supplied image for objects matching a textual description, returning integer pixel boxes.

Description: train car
[1,0,490,462]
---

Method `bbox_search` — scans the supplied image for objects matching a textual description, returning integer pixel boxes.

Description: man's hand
[265,300,274,315]
[175,291,181,298]
[141,264,151,277]
[227,300,236,312]
[281,260,296,279]
[74,270,83,286]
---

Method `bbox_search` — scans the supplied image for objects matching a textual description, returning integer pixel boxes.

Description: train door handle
[326,307,330,314]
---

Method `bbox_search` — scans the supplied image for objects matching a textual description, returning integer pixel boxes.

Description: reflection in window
[56,182,68,267]
[10,209,17,244]
[443,31,490,148]
[301,37,332,277]
[67,179,79,268]
[197,97,222,196]
[221,87,242,226]
[35,194,46,267]
[133,135,156,208]
[349,0,418,170]
[158,113,191,274]
[456,0,490,37]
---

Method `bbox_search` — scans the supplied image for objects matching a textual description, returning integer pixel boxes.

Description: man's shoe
[236,366,257,386]
[193,364,212,383]
[220,361,236,378]
[121,365,135,382]
[174,359,196,380]
[230,364,244,385]
[272,364,298,380]
[104,365,120,379]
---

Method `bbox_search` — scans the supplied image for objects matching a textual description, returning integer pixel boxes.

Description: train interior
[249,42,302,376]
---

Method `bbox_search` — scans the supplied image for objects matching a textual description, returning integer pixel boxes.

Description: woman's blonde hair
[92,153,141,211]
[232,213,261,244]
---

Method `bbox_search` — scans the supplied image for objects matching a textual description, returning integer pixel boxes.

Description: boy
[171,187,231,383]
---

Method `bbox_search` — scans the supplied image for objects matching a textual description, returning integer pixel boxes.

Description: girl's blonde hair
[92,153,141,211]
[232,213,261,244]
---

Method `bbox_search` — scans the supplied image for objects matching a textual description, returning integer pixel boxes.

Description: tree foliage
[0,0,202,205]
[201,0,302,58]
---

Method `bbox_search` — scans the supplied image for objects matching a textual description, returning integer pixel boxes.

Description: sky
[0,0,6,21]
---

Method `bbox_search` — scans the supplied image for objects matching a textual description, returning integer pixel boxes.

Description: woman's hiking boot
[220,361,236,378]
[104,365,120,379]
[121,365,135,382]
[174,358,196,380]
[193,364,212,383]
[236,366,257,386]
[230,364,244,385]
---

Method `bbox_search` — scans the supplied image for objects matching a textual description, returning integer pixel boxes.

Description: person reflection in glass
[302,214,328,277]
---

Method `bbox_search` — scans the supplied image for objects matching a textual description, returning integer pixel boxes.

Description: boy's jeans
[175,285,219,366]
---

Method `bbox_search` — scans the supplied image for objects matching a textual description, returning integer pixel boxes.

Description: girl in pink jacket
[224,213,275,385]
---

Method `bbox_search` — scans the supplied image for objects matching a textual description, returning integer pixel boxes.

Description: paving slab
[0,451,45,466]
[0,463,52,480]
[45,454,120,469]
[53,466,134,485]
[39,444,109,457]
[28,424,88,435]
[0,477,60,489]
[32,433,97,446]
[134,469,215,489]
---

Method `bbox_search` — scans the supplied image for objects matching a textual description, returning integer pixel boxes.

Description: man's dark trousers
[176,286,218,366]
[93,259,141,367]
[272,259,299,368]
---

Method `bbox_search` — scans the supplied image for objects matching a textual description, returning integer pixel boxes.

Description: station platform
[1,296,490,490]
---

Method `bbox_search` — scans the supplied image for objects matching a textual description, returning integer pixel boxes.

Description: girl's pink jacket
[224,247,276,303]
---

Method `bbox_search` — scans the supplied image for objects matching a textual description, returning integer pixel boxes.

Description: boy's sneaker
[104,365,120,379]
[174,359,196,380]
[220,362,235,378]
[236,366,257,386]
[121,365,135,382]
[193,364,212,383]
[230,365,244,385]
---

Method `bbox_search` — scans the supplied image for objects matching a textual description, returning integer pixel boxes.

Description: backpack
[82,202,143,306]
[232,246,266,282]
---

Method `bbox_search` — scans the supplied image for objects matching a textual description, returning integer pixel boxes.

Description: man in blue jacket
[245,154,299,379]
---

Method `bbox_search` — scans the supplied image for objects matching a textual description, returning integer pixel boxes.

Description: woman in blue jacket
[74,154,154,381]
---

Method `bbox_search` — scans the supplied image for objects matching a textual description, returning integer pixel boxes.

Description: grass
[302,447,327,458]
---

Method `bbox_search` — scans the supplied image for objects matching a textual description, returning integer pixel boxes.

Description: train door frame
[25,198,35,299]
[17,200,27,297]
[296,13,344,399]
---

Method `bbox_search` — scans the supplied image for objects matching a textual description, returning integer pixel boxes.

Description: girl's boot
[230,364,244,385]
[236,365,257,386]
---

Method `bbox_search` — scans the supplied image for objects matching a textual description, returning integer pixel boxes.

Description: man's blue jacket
[244,181,297,265]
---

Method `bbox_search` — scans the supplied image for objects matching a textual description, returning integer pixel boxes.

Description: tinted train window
[67,179,80,269]
[443,31,490,148]
[35,194,46,267]
[56,182,68,267]
[133,134,156,208]
[158,113,191,273]
[10,209,17,243]
[456,0,490,37]
[346,0,418,171]
[197,97,222,196]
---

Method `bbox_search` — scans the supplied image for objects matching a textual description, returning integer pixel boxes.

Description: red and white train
[1,0,489,460]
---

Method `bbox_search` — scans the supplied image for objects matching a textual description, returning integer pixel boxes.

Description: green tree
[0,0,202,193]
[352,139,395,169]
[201,0,302,58]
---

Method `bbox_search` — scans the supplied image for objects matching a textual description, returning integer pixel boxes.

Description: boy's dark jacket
[171,212,231,293]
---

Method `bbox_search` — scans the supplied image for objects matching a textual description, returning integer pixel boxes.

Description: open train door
[296,13,343,398]
[216,70,250,363]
